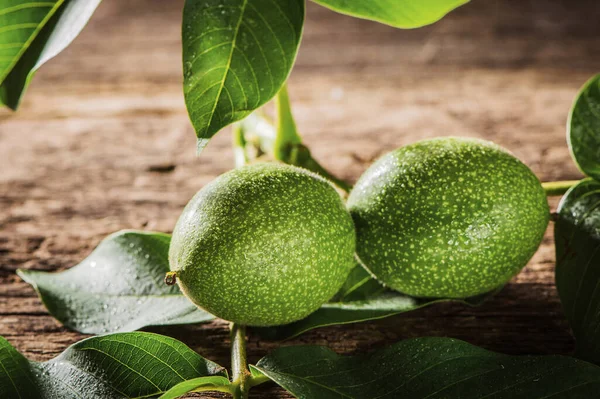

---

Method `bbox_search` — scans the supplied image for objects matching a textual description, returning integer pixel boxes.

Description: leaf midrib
[204,0,248,138]
[0,359,21,399]
[0,0,65,84]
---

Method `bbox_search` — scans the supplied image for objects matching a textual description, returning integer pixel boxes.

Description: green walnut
[169,163,356,326]
[347,137,549,298]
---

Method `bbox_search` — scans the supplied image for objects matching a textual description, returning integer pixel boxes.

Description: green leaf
[0,336,39,398]
[311,0,469,29]
[568,74,600,180]
[18,230,214,335]
[254,265,497,340]
[159,376,231,399]
[0,332,226,399]
[555,178,600,365]
[182,0,304,152]
[0,0,101,109]
[0,0,62,83]
[254,337,600,398]
[333,263,386,302]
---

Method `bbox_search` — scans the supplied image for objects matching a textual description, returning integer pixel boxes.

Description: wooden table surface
[1,0,600,397]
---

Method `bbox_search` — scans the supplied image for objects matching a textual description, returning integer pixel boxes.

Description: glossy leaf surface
[182,0,304,152]
[555,178,600,365]
[255,337,600,398]
[18,230,214,334]
[255,265,498,340]
[568,74,600,180]
[0,0,62,82]
[0,333,226,399]
[0,0,101,109]
[311,0,468,29]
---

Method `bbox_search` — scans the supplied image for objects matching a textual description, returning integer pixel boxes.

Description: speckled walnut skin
[348,137,550,299]
[169,163,356,326]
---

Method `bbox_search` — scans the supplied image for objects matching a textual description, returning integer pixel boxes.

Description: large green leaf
[182,0,304,152]
[253,337,600,398]
[0,332,227,399]
[254,265,498,340]
[568,74,600,180]
[0,0,101,109]
[555,178,600,365]
[18,230,214,334]
[311,0,468,29]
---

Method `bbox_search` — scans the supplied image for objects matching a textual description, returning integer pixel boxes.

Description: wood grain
[1,0,599,397]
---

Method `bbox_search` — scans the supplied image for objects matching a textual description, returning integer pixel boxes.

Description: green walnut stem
[234,86,351,193]
[542,180,581,196]
[231,324,251,399]
[274,84,303,162]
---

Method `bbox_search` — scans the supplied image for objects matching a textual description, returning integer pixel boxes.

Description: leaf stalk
[234,85,351,193]
[274,84,303,161]
[230,323,251,399]
[542,180,581,196]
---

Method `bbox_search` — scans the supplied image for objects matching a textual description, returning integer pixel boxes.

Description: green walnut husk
[169,163,356,326]
[347,137,550,298]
